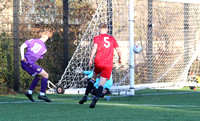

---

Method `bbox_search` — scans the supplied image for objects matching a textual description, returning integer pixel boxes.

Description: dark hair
[98,23,107,29]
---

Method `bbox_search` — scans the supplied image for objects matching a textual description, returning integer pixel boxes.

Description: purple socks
[29,77,48,93]
[29,77,40,91]
[40,78,48,93]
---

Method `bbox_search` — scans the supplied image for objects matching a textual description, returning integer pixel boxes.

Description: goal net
[48,0,200,94]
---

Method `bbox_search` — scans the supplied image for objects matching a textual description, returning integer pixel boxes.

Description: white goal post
[47,0,200,95]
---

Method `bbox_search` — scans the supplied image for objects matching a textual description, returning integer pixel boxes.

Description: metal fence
[2,0,200,93]
[0,0,97,92]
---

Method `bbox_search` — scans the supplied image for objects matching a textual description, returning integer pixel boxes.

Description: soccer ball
[133,45,142,54]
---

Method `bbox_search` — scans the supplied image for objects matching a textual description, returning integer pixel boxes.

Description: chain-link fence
[2,0,200,94]
[0,0,97,93]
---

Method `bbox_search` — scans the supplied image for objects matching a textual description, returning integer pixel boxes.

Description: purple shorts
[21,61,43,76]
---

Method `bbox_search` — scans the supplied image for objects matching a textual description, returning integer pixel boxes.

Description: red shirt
[93,34,119,67]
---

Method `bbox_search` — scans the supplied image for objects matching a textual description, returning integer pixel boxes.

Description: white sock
[40,92,45,96]
[28,90,33,94]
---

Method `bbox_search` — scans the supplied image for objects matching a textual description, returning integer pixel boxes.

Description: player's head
[98,23,108,34]
[40,30,51,41]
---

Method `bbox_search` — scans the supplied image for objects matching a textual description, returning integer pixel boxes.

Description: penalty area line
[0,98,80,104]
[0,99,200,108]
[99,103,200,108]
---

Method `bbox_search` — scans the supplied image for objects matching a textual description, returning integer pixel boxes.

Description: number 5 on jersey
[104,37,110,48]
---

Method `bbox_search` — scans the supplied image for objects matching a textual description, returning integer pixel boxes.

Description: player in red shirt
[88,23,122,108]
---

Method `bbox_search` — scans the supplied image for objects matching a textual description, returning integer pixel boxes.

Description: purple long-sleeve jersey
[24,39,47,63]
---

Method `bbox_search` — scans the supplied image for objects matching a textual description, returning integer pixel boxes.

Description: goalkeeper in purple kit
[20,30,51,102]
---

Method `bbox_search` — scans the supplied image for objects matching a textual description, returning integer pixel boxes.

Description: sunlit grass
[0,87,200,121]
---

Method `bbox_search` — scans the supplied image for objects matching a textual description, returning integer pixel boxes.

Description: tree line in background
[0,0,95,94]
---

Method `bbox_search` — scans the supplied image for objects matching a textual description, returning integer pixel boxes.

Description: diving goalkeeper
[78,71,113,104]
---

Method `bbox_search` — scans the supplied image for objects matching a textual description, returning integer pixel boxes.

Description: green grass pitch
[0,87,200,121]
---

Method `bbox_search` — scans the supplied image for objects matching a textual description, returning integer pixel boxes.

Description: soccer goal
[47,0,200,95]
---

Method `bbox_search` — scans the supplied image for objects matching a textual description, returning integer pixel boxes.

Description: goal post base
[46,82,200,94]
[130,88,135,95]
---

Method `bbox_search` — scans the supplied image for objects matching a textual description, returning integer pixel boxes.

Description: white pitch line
[1,100,200,108]
[106,91,199,98]
[0,98,79,104]
[39,102,200,108]
[135,91,199,96]
[1,98,200,108]
[0,91,199,106]
[99,103,200,108]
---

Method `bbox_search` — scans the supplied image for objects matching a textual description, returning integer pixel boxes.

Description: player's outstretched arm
[115,47,122,64]
[20,43,27,61]
[89,44,98,66]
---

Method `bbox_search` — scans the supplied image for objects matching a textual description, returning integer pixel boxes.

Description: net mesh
[56,0,200,91]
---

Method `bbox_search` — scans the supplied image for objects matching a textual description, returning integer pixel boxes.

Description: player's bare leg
[37,69,49,79]
[98,76,107,86]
